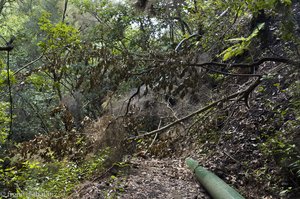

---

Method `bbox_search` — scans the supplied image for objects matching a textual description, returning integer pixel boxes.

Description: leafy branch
[219,23,265,61]
[131,57,299,78]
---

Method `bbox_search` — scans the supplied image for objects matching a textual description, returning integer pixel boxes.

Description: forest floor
[75,156,210,199]
[112,157,209,199]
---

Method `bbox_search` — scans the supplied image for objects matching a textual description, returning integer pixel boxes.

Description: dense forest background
[0,0,300,198]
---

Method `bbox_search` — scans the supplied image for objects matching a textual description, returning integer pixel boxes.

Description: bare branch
[125,83,144,115]
[62,0,68,22]
[14,54,44,75]
[175,33,199,52]
[188,57,299,68]
[172,17,192,35]
[133,57,299,70]
[0,46,13,51]
[199,64,263,77]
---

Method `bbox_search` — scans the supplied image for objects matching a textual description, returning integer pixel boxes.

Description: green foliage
[22,151,108,198]
[208,73,225,82]
[0,59,13,144]
[290,159,300,178]
[220,23,265,61]
[0,157,29,193]
[288,81,300,178]
[0,1,29,37]
[0,59,16,89]
[25,73,51,91]
[0,149,110,199]
[245,0,291,12]
[261,131,296,163]
[245,0,277,11]
[289,81,300,115]
[37,11,80,52]
[0,69,16,87]
[0,101,9,143]
[259,80,300,188]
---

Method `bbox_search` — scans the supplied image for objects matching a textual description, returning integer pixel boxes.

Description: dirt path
[116,157,210,199]
[74,157,211,199]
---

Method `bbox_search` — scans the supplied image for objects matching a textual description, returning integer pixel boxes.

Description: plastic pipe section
[186,158,245,199]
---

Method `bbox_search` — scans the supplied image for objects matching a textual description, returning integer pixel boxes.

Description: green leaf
[227,37,247,42]
[220,23,265,61]
[249,23,265,39]
[281,0,292,6]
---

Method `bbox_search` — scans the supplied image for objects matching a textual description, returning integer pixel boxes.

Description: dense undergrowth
[186,71,300,198]
[1,150,109,198]
[0,132,110,198]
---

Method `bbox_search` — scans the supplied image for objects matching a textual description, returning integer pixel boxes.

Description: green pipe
[186,158,245,199]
